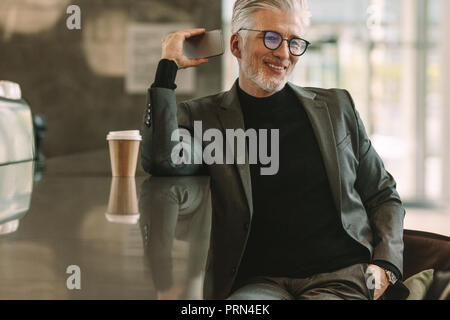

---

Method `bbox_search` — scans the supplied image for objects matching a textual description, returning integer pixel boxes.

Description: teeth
[267,63,284,70]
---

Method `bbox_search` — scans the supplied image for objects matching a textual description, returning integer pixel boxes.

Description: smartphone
[183,29,224,59]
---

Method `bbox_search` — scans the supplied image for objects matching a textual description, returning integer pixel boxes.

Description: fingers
[190,58,209,66]
[162,28,205,43]
[180,28,206,39]
[178,58,208,69]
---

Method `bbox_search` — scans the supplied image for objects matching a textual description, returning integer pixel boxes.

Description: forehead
[250,8,304,37]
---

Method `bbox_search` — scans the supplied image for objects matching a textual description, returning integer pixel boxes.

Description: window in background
[425,0,443,203]
[222,0,443,206]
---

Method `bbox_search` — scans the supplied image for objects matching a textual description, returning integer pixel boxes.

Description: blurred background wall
[0,0,222,157]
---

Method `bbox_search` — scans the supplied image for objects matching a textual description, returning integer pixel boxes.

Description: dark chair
[403,229,450,280]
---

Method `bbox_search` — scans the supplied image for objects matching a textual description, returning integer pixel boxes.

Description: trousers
[227,263,376,300]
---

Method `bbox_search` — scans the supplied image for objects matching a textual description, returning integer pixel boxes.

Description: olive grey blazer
[140,81,406,300]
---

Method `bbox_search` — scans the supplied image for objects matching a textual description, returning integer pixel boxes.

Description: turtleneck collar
[237,81,290,103]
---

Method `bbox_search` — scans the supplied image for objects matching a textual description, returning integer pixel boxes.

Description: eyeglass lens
[264,31,307,56]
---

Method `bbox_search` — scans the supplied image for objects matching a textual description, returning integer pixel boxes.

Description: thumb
[190,58,209,66]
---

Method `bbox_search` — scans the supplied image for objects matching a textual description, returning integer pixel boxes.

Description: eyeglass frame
[237,28,311,57]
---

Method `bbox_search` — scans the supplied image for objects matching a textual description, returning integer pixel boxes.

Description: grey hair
[231,0,312,34]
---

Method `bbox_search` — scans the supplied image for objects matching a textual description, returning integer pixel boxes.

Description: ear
[230,33,242,59]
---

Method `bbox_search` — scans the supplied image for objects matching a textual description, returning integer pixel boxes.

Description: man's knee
[227,282,293,300]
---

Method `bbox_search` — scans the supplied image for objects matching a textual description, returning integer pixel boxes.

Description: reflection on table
[105,177,140,225]
[0,161,34,235]
[139,176,212,300]
[0,150,213,299]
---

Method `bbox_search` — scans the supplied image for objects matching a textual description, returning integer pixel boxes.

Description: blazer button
[145,120,151,127]
[144,224,149,242]
[231,267,237,275]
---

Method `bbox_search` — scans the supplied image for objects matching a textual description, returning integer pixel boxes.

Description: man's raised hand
[161,28,209,69]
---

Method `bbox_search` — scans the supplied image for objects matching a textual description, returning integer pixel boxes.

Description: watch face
[386,271,398,284]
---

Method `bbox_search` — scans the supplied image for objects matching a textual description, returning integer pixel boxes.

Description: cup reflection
[105,177,139,224]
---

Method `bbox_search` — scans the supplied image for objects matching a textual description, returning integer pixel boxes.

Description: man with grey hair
[141,0,409,300]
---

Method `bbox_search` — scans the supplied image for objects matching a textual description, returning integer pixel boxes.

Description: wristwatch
[385,270,398,285]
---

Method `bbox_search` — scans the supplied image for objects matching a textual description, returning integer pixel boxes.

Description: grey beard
[241,55,288,93]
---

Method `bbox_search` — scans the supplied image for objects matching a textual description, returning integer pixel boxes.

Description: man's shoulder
[289,83,352,103]
[181,91,227,109]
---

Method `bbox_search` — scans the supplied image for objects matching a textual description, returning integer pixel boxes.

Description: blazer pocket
[336,133,351,150]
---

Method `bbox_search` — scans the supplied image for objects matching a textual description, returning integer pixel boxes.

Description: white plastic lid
[0,81,22,100]
[105,213,140,224]
[107,130,142,141]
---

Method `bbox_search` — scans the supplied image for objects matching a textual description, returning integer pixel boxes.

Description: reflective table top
[0,150,211,299]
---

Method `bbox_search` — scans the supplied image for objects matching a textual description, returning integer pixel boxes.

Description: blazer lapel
[289,83,342,213]
[217,82,254,217]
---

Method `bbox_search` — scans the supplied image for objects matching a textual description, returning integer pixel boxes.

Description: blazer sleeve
[140,87,205,176]
[344,90,406,277]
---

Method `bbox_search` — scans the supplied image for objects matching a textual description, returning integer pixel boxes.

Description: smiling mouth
[264,61,287,73]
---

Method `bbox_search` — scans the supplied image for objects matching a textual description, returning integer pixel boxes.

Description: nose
[273,40,290,60]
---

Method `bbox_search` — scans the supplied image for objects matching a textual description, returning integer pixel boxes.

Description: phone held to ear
[182,29,224,59]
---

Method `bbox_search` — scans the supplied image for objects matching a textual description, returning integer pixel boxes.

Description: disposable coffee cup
[105,177,140,225]
[107,130,142,177]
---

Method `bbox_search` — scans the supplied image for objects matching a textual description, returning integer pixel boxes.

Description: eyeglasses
[238,28,310,57]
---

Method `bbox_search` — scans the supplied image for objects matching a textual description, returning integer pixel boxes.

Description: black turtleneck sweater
[232,83,370,288]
